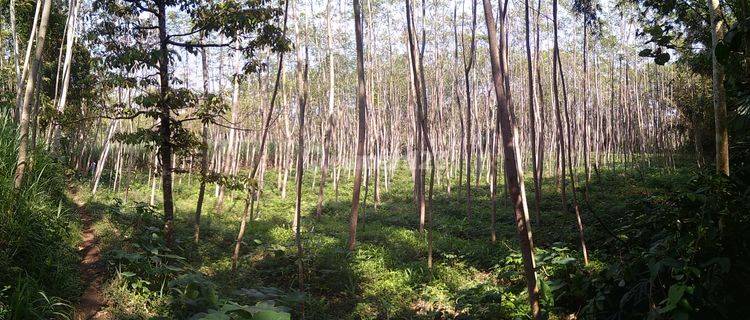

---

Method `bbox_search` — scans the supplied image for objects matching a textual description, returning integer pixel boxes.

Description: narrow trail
[72,193,110,320]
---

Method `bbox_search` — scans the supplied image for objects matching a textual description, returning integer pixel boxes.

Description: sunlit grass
[75,158,692,319]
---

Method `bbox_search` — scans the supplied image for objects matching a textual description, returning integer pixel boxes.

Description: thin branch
[167,39,234,48]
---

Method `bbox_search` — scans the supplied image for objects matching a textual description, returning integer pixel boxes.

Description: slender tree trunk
[149,150,158,206]
[524,0,542,225]
[9,0,21,88]
[348,0,367,251]
[558,43,590,266]
[551,0,568,214]
[194,42,211,243]
[216,49,242,215]
[534,0,546,222]
[405,0,436,269]
[13,0,52,189]
[582,24,592,200]
[231,0,289,271]
[316,0,336,218]
[452,7,465,191]
[51,0,80,152]
[481,0,541,317]
[91,120,119,195]
[292,15,309,316]
[157,0,176,245]
[462,0,477,223]
[707,0,729,175]
[14,0,41,123]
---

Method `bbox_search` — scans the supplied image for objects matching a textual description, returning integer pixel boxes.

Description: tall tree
[481,0,541,317]
[551,0,568,214]
[707,0,729,175]
[404,0,436,268]
[14,0,52,189]
[292,7,309,315]
[50,0,81,152]
[9,0,21,87]
[194,40,211,243]
[462,0,477,222]
[91,120,120,195]
[14,0,42,123]
[348,0,367,251]
[524,0,542,225]
[215,49,242,216]
[92,0,287,245]
[316,0,336,218]
[231,0,291,271]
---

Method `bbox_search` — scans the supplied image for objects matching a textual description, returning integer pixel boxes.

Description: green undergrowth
[76,156,748,319]
[0,116,80,319]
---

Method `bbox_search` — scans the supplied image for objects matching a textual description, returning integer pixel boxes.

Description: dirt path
[73,195,110,320]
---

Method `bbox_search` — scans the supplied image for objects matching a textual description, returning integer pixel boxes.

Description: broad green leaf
[667,284,687,307]
[196,310,231,320]
[252,310,290,320]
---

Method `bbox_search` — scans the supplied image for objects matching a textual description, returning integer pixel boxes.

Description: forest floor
[71,159,695,319]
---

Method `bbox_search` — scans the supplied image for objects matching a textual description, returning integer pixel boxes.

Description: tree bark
[292,13,308,316]
[194,42,211,243]
[524,0,542,226]
[51,0,81,152]
[707,0,729,175]
[157,0,176,245]
[462,0,477,223]
[14,0,42,123]
[13,0,52,189]
[481,0,541,317]
[9,0,21,90]
[317,0,336,218]
[91,120,119,195]
[348,0,367,251]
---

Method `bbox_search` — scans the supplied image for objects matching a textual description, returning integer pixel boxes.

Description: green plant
[170,273,220,316]
[189,301,290,320]
[0,115,79,319]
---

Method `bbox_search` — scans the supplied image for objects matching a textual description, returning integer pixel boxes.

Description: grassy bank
[0,117,81,319]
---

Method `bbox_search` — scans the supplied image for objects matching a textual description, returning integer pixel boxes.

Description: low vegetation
[64,158,750,319]
[0,118,79,318]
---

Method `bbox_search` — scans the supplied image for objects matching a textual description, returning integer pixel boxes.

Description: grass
[0,115,81,319]
[74,156,697,319]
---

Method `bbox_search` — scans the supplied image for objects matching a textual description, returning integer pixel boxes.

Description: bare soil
[73,196,110,320]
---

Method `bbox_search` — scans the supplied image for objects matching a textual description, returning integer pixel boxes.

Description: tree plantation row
[1,0,747,318]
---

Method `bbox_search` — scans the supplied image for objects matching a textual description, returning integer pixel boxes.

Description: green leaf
[252,310,290,320]
[667,284,687,307]
[655,52,670,65]
[160,253,187,260]
[196,310,231,320]
[165,265,183,272]
[553,257,576,265]
[638,49,653,57]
